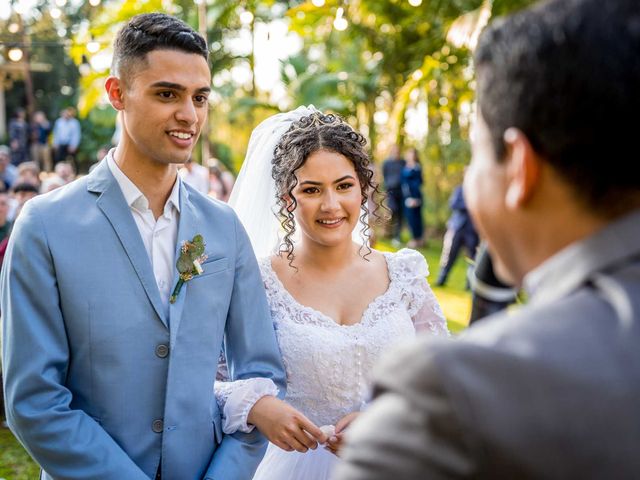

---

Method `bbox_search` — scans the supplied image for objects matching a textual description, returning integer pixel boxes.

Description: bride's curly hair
[272,111,383,265]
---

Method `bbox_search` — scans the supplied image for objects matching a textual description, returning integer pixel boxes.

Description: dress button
[155,344,169,358]
[152,419,164,433]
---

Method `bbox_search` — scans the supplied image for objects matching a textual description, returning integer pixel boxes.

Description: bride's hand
[325,412,360,456]
[247,396,328,453]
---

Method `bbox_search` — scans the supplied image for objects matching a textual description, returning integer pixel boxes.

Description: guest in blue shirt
[52,107,81,168]
[0,146,18,190]
[435,183,479,287]
[8,109,29,166]
[401,147,425,248]
[382,144,405,244]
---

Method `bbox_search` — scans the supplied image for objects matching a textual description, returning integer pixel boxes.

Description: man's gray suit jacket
[335,209,640,480]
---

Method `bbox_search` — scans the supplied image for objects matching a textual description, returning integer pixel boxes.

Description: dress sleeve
[412,280,449,335]
[213,257,281,435]
[396,249,449,336]
[214,378,280,434]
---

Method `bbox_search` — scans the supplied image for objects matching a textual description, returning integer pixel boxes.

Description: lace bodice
[259,248,447,427]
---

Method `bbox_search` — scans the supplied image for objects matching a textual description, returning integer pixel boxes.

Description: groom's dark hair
[111,13,209,84]
[474,0,640,217]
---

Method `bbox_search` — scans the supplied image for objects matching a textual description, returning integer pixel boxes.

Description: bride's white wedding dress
[250,248,448,480]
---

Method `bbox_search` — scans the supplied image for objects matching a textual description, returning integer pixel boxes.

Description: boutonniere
[170,234,207,304]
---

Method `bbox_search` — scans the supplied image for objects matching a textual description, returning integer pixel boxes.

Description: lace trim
[215,378,280,434]
[258,248,432,329]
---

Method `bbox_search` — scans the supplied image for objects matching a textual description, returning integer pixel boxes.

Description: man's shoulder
[378,284,633,390]
[30,177,90,211]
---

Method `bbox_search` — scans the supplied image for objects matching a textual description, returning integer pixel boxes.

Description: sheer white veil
[229,105,368,259]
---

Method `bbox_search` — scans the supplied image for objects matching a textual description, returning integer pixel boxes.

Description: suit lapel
[89,161,168,328]
[169,183,198,346]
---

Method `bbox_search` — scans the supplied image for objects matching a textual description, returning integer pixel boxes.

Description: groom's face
[113,49,211,167]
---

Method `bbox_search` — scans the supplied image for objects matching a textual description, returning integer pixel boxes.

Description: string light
[87,40,100,53]
[239,11,254,25]
[8,48,24,62]
[333,7,348,31]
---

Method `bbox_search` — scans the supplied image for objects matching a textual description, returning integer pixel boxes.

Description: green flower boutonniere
[170,234,207,304]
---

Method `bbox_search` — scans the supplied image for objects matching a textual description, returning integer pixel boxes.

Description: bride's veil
[229,105,369,259]
[228,105,318,258]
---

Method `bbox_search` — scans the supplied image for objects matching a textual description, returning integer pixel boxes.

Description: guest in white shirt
[179,158,209,195]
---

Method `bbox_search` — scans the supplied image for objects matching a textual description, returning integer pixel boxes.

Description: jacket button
[152,419,164,433]
[155,344,169,358]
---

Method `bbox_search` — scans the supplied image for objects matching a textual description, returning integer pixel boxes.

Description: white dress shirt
[107,152,180,319]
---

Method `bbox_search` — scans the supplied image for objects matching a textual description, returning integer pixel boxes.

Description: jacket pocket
[195,257,229,279]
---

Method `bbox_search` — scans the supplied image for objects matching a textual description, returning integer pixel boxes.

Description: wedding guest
[0,190,12,243]
[52,107,81,167]
[16,161,41,189]
[9,108,29,166]
[88,145,111,173]
[10,182,39,220]
[207,159,234,202]
[207,162,228,200]
[53,160,75,184]
[40,175,66,194]
[179,157,209,195]
[30,110,52,172]
[0,146,18,190]
[401,147,425,248]
[96,145,110,162]
[336,0,640,478]
[435,183,478,287]
[381,144,405,245]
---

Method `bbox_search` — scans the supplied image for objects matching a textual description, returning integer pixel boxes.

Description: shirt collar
[524,209,640,305]
[106,149,181,214]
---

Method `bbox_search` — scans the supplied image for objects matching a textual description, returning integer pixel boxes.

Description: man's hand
[325,412,360,456]
[247,396,328,453]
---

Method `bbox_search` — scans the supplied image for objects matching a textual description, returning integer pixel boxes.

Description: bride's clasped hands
[247,395,328,453]
[248,394,359,456]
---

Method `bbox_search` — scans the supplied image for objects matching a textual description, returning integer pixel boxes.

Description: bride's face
[291,149,362,248]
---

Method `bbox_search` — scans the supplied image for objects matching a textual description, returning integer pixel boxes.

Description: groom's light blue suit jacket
[1,160,286,480]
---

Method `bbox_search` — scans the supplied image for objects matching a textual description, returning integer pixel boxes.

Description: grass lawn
[376,238,472,334]
[0,427,40,479]
[0,239,472,477]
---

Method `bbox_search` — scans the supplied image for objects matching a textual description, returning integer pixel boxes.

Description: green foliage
[491,0,538,17]
[0,5,81,120]
[0,428,39,480]
[76,106,118,172]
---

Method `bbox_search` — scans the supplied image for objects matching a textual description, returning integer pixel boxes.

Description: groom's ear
[105,76,125,111]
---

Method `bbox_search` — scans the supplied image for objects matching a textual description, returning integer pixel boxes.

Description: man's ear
[105,76,125,111]
[503,128,541,210]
